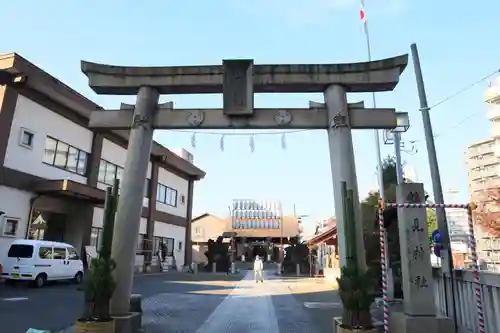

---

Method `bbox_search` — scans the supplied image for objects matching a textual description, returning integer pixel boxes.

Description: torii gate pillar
[325,85,366,270]
[110,86,159,315]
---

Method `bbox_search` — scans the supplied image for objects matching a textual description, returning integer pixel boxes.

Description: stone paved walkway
[142,271,325,333]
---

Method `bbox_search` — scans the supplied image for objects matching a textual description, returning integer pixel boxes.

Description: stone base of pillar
[267,254,271,261]
[212,262,216,273]
[276,263,282,275]
[296,264,300,276]
[191,262,198,274]
[241,255,245,262]
[333,317,381,333]
[231,262,235,274]
[389,312,455,333]
[112,312,141,333]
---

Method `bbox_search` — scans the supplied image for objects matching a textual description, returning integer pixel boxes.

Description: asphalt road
[0,271,342,333]
[0,273,242,333]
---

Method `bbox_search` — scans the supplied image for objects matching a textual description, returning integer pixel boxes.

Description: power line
[428,69,500,110]
[410,68,500,143]
[433,111,484,140]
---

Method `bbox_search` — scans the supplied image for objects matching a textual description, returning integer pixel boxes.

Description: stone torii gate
[81,55,409,315]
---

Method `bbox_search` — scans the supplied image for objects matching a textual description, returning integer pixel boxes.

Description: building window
[19,128,34,149]
[90,227,103,249]
[43,136,88,176]
[104,162,117,185]
[137,233,146,253]
[178,241,183,251]
[156,184,177,207]
[98,159,123,186]
[98,160,150,198]
[180,195,186,205]
[153,236,174,256]
[2,217,20,237]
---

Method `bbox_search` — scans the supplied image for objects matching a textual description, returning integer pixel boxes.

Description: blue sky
[1,0,499,226]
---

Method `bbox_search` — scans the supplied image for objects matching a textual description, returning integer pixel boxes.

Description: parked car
[1,239,84,288]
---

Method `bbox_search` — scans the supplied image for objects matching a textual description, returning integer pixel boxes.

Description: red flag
[360,6,366,23]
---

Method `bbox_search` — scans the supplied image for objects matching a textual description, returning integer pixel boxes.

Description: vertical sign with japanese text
[396,183,437,316]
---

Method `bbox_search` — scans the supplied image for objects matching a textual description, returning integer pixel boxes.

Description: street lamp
[0,70,25,86]
[387,112,410,184]
[393,112,410,133]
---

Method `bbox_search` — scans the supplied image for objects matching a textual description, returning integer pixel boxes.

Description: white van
[1,239,84,288]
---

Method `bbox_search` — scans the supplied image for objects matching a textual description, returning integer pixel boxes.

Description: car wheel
[33,274,46,288]
[73,272,83,284]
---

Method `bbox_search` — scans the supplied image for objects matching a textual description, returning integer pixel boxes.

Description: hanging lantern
[250,135,255,152]
[191,133,196,148]
[220,134,225,152]
[281,132,287,150]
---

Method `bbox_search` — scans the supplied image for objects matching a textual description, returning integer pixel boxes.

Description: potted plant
[76,180,119,333]
[336,263,377,332]
[335,182,377,333]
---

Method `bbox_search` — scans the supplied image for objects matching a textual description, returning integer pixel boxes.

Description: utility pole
[411,43,458,325]
[411,43,451,268]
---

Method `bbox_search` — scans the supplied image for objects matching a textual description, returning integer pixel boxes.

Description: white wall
[92,206,147,234]
[100,139,151,208]
[0,186,32,263]
[154,221,186,268]
[3,95,92,184]
[156,168,188,218]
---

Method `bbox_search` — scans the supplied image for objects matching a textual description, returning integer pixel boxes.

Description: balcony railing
[433,269,500,333]
[470,178,500,191]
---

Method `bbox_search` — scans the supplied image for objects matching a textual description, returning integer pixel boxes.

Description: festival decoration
[230,199,282,229]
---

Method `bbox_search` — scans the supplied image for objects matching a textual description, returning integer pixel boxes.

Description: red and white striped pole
[380,202,485,333]
[378,199,389,333]
[467,202,485,333]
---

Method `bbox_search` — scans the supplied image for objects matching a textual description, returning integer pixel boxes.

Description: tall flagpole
[359,0,395,301]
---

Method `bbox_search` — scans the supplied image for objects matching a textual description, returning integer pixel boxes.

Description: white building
[0,53,205,271]
[464,76,500,272]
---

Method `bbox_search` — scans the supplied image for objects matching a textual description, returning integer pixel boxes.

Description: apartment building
[0,53,205,270]
[465,76,500,271]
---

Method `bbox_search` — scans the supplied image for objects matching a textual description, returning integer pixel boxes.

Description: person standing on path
[254,255,264,283]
